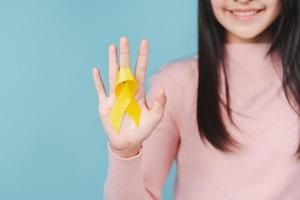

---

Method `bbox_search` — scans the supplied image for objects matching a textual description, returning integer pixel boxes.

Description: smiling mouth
[227,8,265,22]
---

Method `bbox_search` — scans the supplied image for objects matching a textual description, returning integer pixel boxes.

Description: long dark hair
[197,0,300,159]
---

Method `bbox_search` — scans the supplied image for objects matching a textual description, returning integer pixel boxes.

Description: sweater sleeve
[103,65,181,200]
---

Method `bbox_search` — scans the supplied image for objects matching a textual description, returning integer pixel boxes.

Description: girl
[93,0,300,199]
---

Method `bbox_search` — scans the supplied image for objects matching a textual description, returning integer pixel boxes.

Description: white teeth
[232,11,258,17]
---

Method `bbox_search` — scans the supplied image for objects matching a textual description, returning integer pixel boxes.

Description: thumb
[151,88,167,116]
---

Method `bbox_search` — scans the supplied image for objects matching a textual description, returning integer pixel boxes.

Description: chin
[227,30,267,43]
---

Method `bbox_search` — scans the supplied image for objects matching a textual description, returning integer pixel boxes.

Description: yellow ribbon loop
[109,67,141,134]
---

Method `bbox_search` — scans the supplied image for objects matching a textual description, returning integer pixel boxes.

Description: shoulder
[149,54,198,86]
[147,55,198,117]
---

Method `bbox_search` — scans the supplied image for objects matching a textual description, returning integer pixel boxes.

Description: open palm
[92,36,167,156]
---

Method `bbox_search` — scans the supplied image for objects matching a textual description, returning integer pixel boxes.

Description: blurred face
[211,0,281,43]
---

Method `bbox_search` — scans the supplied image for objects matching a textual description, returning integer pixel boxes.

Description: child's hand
[92,36,167,158]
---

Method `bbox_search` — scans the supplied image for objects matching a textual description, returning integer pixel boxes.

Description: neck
[224,42,275,65]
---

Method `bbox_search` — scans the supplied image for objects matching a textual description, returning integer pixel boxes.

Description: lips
[227,8,265,21]
[230,8,264,12]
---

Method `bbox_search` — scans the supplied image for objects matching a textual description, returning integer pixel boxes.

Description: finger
[108,44,119,96]
[119,36,130,68]
[151,88,167,116]
[92,67,107,103]
[135,39,148,92]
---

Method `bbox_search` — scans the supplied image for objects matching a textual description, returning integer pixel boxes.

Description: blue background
[0,0,197,199]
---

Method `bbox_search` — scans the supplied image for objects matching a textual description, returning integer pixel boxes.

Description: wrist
[109,143,142,159]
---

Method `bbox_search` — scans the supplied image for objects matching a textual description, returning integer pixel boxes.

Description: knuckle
[138,65,146,71]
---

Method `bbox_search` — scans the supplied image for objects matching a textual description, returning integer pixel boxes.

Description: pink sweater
[103,43,300,200]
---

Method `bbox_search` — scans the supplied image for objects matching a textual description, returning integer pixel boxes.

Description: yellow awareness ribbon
[109,67,141,134]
